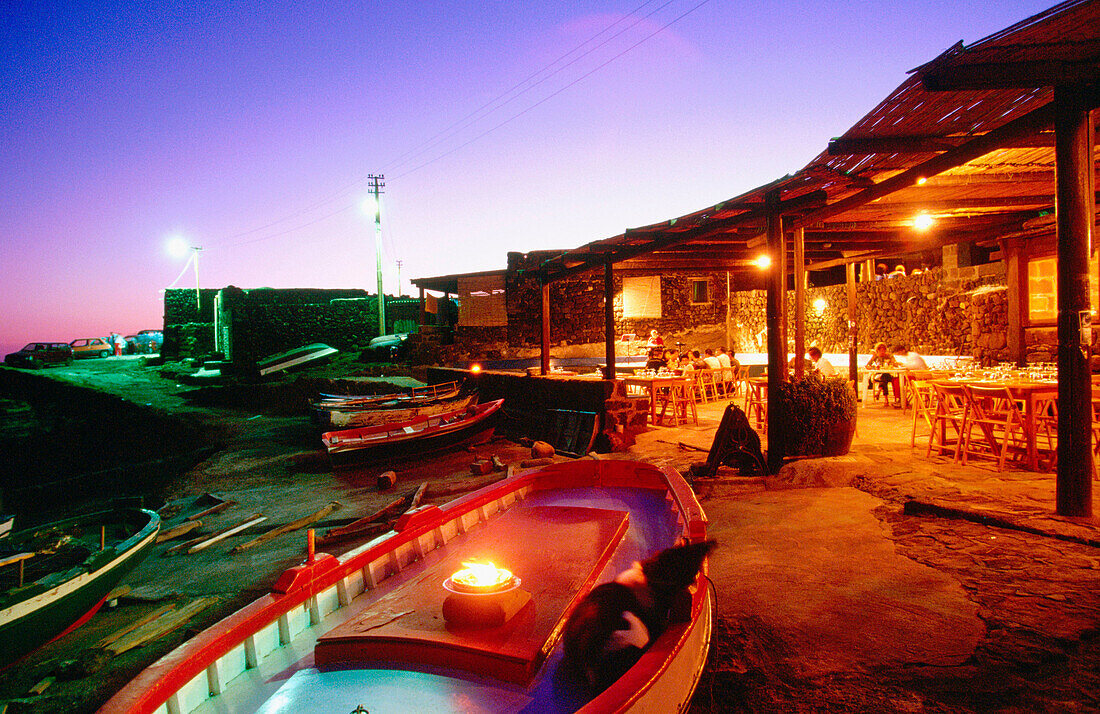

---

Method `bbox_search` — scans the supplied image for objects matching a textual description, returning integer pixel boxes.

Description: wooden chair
[910,379,937,447]
[1031,390,1058,472]
[698,369,720,403]
[927,382,967,461]
[744,377,768,433]
[960,384,1027,470]
[656,378,698,426]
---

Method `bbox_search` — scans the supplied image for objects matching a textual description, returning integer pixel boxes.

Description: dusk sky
[1,0,1056,357]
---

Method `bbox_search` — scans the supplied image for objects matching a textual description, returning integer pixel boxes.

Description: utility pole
[395,259,403,297]
[367,174,386,335]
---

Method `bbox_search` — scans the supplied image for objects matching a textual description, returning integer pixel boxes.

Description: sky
[0,0,1057,357]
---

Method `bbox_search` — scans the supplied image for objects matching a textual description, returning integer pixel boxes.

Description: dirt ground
[1,357,1098,713]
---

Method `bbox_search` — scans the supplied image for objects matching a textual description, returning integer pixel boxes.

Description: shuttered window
[622,276,662,318]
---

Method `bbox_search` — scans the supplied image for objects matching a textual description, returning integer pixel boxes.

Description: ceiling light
[754,255,772,269]
[913,214,935,231]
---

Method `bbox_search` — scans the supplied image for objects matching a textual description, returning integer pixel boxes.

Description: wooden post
[847,262,859,387]
[1002,237,1027,366]
[863,259,875,283]
[725,271,732,352]
[418,287,427,327]
[540,276,551,376]
[765,190,786,473]
[1054,85,1094,518]
[792,225,806,378]
[603,260,616,380]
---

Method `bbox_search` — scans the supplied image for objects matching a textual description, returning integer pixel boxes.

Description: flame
[452,560,512,589]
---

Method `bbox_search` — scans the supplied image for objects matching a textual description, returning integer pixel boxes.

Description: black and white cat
[561,539,716,692]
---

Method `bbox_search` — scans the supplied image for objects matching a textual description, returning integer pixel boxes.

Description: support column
[846,262,859,387]
[604,260,616,379]
[1054,85,1094,517]
[765,191,786,473]
[793,226,806,377]
[540,277,551,376]
[1001,237,1027,366]
[418,287,426,327]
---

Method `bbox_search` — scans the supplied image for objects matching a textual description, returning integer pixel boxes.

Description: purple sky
[0,0,1055,357]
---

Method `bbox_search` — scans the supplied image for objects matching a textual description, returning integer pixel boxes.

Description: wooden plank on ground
[97,603,177,648]
[187,515,266,554]
[106,597,218,656]
[156,520,203,543]
[231,502,341,553]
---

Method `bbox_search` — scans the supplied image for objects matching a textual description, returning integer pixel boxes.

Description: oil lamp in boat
[442,560,529,627]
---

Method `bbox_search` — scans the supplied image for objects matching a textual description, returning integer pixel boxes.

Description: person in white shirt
[807,347,836,377]
[715,347,735,393]
[702,348,722,371]
[892,345,928,370]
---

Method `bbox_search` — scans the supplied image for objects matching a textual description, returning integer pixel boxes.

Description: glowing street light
[913,213,935,231]
[167,236,203,309]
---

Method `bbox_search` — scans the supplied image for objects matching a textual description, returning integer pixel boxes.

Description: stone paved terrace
[619,394,1100,712]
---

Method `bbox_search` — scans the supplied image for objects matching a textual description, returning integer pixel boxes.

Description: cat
[561,539,717,692]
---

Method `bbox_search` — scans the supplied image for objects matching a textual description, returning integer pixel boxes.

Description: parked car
[70,337,113,358]
[134,329,163,354]
[5,342,73,368]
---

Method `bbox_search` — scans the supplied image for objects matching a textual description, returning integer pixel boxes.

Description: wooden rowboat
[321,398,504,467]
[0,507,161,666]
[256,343,337,377]
[99,459,711,713]
[316,392,477,430]
[317,380,463,406]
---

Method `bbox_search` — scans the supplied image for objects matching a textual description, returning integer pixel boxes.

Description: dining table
[621,374,689,426]
[935,377,1058,471]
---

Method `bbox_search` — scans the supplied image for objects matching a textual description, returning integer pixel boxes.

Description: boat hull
[322,398,504,468]
[99,460,709,714]
[320,393,476,429]
[0,508,161,666]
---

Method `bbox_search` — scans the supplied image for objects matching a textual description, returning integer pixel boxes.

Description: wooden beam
[792,98,1071,230]
[793,226,806,379]
[922,62,1100,92]
[828,131,1090,156]
[603,260,616,380]
[765,190,786,474]
[541,190,827,283]
[1053,84,1095,518]
[540,278,550,376]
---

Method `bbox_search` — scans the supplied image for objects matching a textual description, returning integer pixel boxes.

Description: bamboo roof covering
[533,0,1100,284]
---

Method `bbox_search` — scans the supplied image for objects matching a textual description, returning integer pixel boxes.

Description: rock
[376,471,397,490]
[531,441,555,458]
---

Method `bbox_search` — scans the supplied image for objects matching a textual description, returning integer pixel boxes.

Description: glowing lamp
[913,213,934,231]
[754,254,772,269]
[813,297,828,314]
[470,364,483,374]
[442,560,529,628]
[916,177,928,185]
[166,235,191,259]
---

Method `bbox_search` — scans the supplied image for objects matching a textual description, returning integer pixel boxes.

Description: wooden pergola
[528,0,1099,516]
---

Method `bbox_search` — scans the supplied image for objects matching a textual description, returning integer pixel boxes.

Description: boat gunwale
[321,398,503,450]
[98,460,707,714]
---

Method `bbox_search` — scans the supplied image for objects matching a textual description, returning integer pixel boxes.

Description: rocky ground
[1,357,1098,713]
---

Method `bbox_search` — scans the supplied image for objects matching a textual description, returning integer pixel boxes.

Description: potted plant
[773,374,857,457]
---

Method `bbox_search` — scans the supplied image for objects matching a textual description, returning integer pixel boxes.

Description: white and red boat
[98,459,712,713]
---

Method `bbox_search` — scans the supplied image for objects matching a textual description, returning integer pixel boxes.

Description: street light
[167,236,203,310]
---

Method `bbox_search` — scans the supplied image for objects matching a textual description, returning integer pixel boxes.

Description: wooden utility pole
[1053,85,1094,517]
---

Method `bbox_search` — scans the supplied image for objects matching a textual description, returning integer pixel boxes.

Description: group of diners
[864,341,929,407]
[643,330,739,386]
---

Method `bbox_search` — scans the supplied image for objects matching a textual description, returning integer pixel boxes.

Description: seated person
[892,344,928,370]
[678,353,695,373]
[703,348,722,371]
[865,341,901,405]
[808,347,836,377]
[690,350,708,370]
[715,346,735,392]
[788,354,813,373]
[646,329,664,349]
[664,348,679,371]
[645,344,666,371]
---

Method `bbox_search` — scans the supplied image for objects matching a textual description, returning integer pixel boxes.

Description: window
[622,276,662,318]
[1027,253,1100,324]
[690,278,709,305]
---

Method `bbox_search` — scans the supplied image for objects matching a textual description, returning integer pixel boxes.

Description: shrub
[774,375,857,456]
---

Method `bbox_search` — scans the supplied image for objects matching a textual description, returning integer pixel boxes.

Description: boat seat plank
[0,552,34,568]
[314,504,630,684]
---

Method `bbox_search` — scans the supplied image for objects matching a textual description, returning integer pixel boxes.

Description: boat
[321,398,504,467]
[256,343,338,377]
[316,392,478,430]
[98,458,711,714]
[0,507,161,666]
[317,379,463,405]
